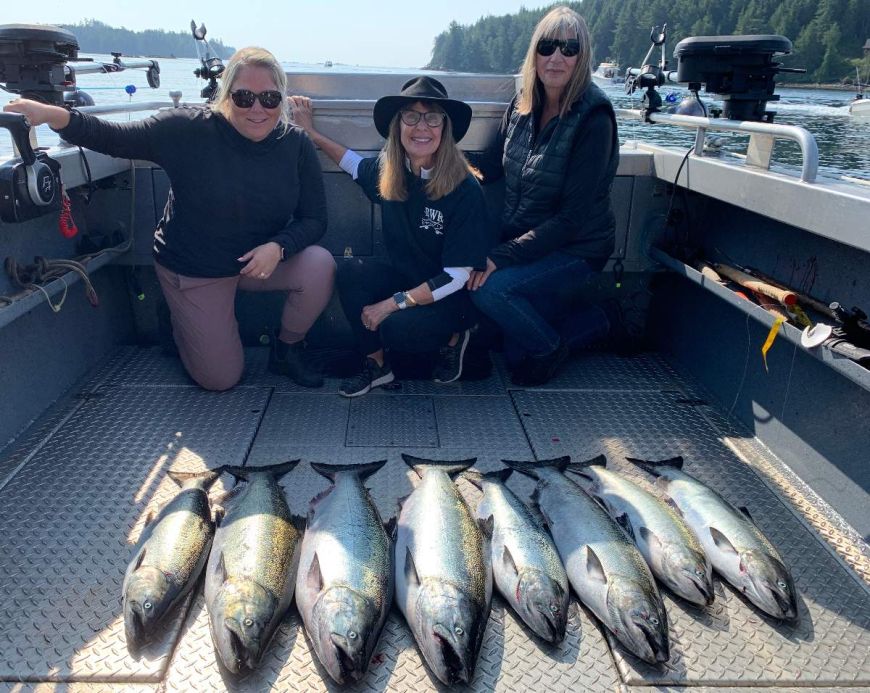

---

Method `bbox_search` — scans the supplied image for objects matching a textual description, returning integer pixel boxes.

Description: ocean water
[1,55,868,181]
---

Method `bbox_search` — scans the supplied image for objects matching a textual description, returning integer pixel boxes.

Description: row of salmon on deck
[121,453,798,685]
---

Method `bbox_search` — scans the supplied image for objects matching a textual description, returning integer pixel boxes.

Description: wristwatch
[393,291,409,310]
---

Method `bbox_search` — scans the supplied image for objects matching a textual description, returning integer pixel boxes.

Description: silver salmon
[296,460,393,684]
[204,460,304,674]
[626,456,798,622]
[503,457,670,664]
[395,454,492,685]
[566,456,714,606]
[123,468,221,654]
[464,468,569,643]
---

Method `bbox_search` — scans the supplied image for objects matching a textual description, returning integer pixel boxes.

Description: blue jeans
[471,251,609,363]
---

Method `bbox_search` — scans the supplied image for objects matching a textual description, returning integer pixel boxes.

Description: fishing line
[728,312,752,419]
[780,341,798,422]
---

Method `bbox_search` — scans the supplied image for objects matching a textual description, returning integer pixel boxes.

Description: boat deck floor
[1,346,868,692]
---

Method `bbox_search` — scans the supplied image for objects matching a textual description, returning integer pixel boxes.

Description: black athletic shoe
[432,329,470,384]
[511,340,570,386]
[339,357,395,397]
[268,339,324,388]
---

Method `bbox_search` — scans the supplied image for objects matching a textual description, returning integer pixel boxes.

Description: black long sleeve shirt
[470,100,616,269]
[58,107,327,277]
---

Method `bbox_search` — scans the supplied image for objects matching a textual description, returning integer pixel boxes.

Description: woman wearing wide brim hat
[290,77,493,399]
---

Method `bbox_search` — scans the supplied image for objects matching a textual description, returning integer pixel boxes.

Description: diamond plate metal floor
[0,346,867,691]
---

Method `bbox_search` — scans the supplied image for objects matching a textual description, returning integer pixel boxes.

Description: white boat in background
[849,66,869,117]
[592,60,623,85]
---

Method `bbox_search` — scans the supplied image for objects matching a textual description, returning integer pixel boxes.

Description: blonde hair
[213,46,290,132]
[517,6,592,117]
[377,102,480,201]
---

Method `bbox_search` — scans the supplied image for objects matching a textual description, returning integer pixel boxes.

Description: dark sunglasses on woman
[230,89,284,109]
[399,110,446,127]
[536,38,581,58]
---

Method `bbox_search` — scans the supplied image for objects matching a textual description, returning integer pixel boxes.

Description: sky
[6,1,539,68]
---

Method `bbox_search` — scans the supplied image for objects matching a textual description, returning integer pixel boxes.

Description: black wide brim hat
[373,76,472,142]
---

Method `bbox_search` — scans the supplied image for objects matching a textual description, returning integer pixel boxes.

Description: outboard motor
[673,35,802,122]
[0,112,62,222]
[0,24,71,222]
[0,23,79,105]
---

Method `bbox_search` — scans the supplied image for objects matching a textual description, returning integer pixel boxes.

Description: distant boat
[850,97,870,118]
[324,60,333,68]
[592,61,623,86]
[850,66,869,117]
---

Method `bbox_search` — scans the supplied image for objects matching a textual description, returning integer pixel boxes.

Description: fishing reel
[191,20,224,101]
[0,112,62,223]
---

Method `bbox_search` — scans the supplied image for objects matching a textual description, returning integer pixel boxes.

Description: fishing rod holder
[191,20,224,101]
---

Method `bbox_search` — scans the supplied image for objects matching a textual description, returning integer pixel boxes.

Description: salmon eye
[649,615,659,626]
[776,579,787,589]
[244,618,253,627]
[348,630,357,640]
[144,602,152,610]
[695,568,704,577]
[549,604,559,614]
[454,626,463,636]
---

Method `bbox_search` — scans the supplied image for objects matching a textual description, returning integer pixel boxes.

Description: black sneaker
[339,357,395,397]
[511,340,569,386]
[268,339,324,388]
[432,329,470,384]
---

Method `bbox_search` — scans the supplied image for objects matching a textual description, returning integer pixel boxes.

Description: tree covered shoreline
[59,20,235,60]
[426,0,870,86]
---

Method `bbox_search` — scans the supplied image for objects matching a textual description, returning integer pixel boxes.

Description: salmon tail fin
[166,468,223,489]
[400,453,476,478]
[501,456,571,479]
[310,459,387,483]
[223,460,301,482]
[462,468,512,489]
[564,454,607,476]
[624,456,684,476]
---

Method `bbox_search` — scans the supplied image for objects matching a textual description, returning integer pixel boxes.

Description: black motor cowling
[673,35,794,122]
[0,23,79,106]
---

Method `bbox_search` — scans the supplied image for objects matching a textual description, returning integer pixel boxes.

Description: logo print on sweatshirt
[420,207,444,235]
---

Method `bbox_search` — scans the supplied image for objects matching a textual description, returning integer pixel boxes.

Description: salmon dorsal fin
[310,460,387,483]
[624,456,684,476]
[223,460,300,483]
[166,468,223,490]
[401,453,476,479]
[501,456,571,479]
[462,468,512,489]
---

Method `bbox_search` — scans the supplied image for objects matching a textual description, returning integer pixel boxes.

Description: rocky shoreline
[779,82,860,92]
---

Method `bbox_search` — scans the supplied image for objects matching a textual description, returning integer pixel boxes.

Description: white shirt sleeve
[339,149,363,180]
[430,267,471,301]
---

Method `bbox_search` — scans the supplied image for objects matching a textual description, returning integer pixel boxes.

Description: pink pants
[155,245,336,391]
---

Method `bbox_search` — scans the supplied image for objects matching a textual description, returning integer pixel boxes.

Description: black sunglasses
[536,38,581,58]
[230,89,283,109]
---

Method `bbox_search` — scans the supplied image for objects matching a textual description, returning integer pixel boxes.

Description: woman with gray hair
[468,6,620,386]
[4,47,335,391]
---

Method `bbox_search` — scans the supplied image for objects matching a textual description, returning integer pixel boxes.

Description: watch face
[393,292,406,307]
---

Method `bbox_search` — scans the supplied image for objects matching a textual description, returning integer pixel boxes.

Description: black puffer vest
[502,82,618,259]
